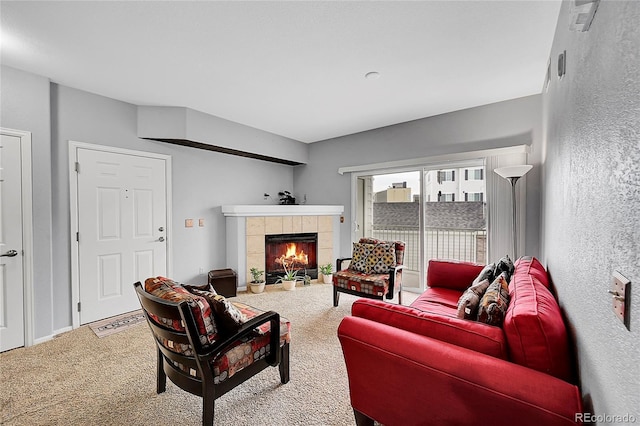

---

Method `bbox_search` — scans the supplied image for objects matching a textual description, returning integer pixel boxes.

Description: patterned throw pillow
[367,243,396,273]
[187,288,248,337]
[477,272,511,326]
[456,279,491,320]
[350,242,375,272]
[350,242,396,274]
[493,255,515,283]
[473,263,495,286]
[144,277,218,345]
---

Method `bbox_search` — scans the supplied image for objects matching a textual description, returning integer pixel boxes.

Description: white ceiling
[1,1,561,143]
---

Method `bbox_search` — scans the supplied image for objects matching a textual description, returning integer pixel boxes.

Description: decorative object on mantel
[319,263,333,284]
[249,267,266,294]
[278,191,296,205]
[494,164,533,259]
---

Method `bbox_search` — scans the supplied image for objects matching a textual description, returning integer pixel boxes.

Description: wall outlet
[198,218,205,227]
[199,267,205,275]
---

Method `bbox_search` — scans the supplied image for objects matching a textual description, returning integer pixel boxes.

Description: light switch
[199,219,205,227]
[185,219,193,228]
[610,271,630,330]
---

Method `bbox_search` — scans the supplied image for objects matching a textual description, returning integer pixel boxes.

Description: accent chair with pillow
[134,277,290,425]
[332,238,405,307]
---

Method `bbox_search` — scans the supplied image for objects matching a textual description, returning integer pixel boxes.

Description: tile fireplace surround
[222,205,344,290]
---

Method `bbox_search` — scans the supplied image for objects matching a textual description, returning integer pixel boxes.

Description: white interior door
[76,147,167,324]
[0,134,25,352]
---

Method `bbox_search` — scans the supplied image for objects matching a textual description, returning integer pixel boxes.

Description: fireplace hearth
[265,233,318,284]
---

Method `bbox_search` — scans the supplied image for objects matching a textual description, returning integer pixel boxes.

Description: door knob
[158,227,164,232]
[1,250,18,257]
[158,237,165,242]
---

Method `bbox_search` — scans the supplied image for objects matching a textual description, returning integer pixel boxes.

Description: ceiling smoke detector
[365,71,381,80]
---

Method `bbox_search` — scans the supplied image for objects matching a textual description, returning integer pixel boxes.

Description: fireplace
[265,233,318,284]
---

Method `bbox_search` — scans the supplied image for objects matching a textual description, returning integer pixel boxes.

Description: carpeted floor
[1,283,413,425]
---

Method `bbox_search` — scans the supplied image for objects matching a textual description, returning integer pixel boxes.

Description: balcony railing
[372,226,486,271]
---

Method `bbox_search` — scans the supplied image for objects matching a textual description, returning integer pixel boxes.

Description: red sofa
[337,257,583,426]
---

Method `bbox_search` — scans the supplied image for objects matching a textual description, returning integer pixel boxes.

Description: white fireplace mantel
[222,205,344,217]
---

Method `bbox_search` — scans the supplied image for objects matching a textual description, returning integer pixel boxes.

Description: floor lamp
[494,165,533,260]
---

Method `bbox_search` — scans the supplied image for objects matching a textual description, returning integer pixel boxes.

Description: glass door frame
[350,158,486,293]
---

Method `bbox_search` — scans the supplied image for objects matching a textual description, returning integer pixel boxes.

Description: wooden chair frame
[134,282,290,425]
[333,257,404,307]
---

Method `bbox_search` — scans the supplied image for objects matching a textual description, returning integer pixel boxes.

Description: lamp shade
[494,165,533,179]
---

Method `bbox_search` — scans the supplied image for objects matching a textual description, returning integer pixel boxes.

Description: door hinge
[77,302,81,312]
[75,161,80,173]
[76,232,79,242]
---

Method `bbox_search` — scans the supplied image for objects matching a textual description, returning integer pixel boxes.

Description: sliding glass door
[354,160,486,292]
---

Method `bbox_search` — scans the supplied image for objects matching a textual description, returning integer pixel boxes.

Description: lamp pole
[494,165,533,260]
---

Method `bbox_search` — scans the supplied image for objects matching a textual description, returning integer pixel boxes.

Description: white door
[76,148,167,324]
[0,134,25,352]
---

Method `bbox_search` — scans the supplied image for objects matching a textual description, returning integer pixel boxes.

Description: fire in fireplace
[265,233,318,284]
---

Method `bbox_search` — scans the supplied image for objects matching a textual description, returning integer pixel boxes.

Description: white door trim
[69,141,173,329]
[0,127,34,347]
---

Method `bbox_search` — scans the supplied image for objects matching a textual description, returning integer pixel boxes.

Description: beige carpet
[1,283,414,425]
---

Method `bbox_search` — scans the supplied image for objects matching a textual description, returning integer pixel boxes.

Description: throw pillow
[187,288,247,337]
[350,242,374,272]
[456,279,491,320]
[493,255,515,283]
[477,272,511,326]
[367,243,396,273]
[473,263,495,286]
[144,277,218,345]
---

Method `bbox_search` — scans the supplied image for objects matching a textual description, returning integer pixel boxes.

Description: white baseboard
[32,326,74,346]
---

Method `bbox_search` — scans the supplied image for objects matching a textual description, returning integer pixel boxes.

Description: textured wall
[542,0,639,419]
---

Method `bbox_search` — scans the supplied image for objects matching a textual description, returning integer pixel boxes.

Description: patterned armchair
[134,277,290,425]
[332,238,405,307]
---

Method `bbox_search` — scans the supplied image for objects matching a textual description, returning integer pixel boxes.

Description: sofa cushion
[513,256,550,288]
[456,279,491,320]
[477,273,510,326]
[419,287,463,309]
[427,259,485,291]
[503,261,572,382]
[352,299,508,359]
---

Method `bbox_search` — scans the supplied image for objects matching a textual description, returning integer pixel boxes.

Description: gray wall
[2,66,295,338]
[1,66,54,339]
[294,95,543,259]
[542,0,639,418]
[51,84,295,330]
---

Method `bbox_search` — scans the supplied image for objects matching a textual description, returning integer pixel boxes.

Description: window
[465,168,484,180]
[437,170,455,183]
[440,192,455,202]
[465,192,484,202]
